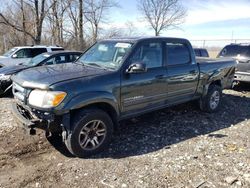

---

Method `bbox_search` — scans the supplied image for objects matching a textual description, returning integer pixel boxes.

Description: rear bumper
[234,72,250,82]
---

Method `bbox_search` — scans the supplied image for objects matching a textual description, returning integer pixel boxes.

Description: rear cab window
[166,42,191,65]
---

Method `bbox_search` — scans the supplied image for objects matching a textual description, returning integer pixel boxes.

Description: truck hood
[0,65,27,75]
[12,63,110,89]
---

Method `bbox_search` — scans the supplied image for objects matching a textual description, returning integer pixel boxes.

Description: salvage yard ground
[0,86,250,188]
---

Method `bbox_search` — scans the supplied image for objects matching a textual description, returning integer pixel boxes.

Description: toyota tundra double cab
[11,37,236,157]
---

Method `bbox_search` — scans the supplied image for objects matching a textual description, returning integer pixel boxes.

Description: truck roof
[101,36,189,43]
[41,50,82,56]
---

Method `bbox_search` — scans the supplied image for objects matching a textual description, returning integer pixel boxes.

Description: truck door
[120,40,168,116]
[165,41,199,104]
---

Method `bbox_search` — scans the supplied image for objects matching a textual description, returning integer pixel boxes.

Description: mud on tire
[200,85,222,113]
[64,108,113,158]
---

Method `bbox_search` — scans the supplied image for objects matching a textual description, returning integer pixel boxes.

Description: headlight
[28,90,67,108]
[0,74,11,81]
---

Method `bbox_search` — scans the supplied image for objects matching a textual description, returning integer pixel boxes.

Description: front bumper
[234,72,250,82]
[11,102,65,133]
[11,102,46,129]
[0,80,12,94]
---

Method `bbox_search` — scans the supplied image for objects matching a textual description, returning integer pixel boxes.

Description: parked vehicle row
[9,37,236,157]
[0,45,64,67]
[0,51,82,95]
[217,43,250,83]
[193,43,250,84]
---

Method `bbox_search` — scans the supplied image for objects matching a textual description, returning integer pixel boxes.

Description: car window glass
[194,49,201,57]
[54,55,66,64]
[3,47,18,57]
[69,54,80,62]
[201,49,209,57]
[220,46,250,57]
[31,48,47,57]
[14,49,32,58]
[43,57,54,65]
[166,43,191,65]
[51,48,64,51]
[130,42,162,68]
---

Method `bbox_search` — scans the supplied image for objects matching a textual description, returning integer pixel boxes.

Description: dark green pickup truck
[11,37,236,157]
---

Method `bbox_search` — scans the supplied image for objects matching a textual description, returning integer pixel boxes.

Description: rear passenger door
[166,41,199,104]
[121,40,168,116]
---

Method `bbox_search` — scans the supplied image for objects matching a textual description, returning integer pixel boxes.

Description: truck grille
[13,82,27,102]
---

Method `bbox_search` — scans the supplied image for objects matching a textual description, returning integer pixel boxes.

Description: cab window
[166,42,191,65]
[130,42,162,68]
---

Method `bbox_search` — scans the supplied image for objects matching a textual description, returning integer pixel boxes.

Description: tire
[64,108,113,158]
[200,85,222,113]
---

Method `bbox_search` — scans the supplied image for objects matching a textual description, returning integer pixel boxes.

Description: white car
[0,45,64,67]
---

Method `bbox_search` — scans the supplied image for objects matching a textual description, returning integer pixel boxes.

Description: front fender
[60,91,119,115]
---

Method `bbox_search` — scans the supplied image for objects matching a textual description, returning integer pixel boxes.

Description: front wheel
[200,85,222,113]
[64,109,113,158]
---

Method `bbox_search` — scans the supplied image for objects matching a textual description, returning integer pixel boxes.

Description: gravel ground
[0,86,249,188]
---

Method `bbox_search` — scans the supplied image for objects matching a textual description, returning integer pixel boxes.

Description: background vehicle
[217,43,250,83]
[0,51,81,96]
[12,37,236,157]
[194,48,209,57]
[0,45,64,68]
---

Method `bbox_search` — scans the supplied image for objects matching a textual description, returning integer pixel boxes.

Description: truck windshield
[24,53,50,66]
[3,48,18,57]
[77,41,133,70]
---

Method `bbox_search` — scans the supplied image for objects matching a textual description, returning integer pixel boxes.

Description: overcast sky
[108,0,250,41]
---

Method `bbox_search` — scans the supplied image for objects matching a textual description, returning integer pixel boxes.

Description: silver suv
[0,45,64,67]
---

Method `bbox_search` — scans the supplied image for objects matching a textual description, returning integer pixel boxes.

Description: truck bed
[196,57,236,90]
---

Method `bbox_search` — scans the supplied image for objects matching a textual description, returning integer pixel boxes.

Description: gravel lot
[0,86,250,188]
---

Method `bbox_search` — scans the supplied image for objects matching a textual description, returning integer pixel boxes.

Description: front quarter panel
[50,71,120,115]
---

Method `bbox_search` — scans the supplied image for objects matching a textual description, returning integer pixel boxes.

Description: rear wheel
[64,109,113,158]
[200,85,222,113]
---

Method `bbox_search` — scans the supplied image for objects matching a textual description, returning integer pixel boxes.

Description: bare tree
[84,0,117,42]
[137,0,186,36]
[79,0,85,49]
[47,0,69,45]
[0,0,56,44]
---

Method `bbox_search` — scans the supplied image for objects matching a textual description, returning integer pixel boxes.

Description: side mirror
[126,62,147,74]
[12,54,17,58]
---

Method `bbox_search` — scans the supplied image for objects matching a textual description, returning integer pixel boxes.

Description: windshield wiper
[86,62,102,67]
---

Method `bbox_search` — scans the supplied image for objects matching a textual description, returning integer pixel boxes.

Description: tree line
[0,0,186,52]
